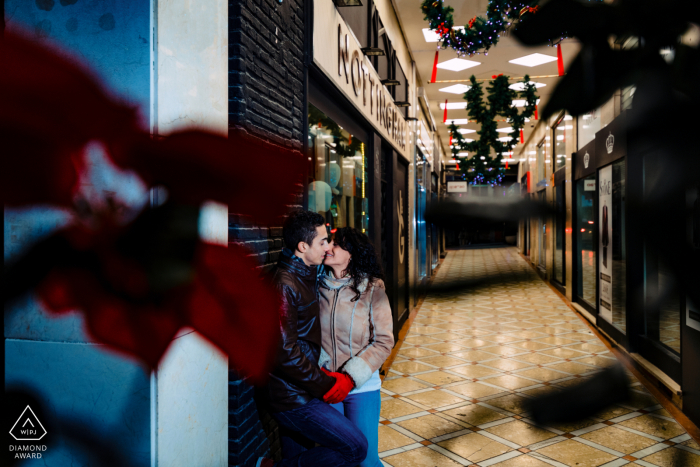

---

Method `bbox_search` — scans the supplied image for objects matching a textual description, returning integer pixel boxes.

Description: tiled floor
[378,247,700,467]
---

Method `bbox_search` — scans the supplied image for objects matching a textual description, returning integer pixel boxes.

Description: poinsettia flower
[111,129,307,226]
[1,29,138,207]
[32,218,280,383]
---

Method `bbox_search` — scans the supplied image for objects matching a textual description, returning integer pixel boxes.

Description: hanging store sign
[313,0,408,159]
[447,181,467,193]
[575,139,596,179]
[598,164,613,323]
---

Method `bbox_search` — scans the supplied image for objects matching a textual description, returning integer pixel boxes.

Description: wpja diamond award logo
[8,406,48,459]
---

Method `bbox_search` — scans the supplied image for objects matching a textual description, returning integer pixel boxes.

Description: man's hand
[321,368,355,404]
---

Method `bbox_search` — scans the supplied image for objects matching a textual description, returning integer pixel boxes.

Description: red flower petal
[114,130,307,226]
[188,243,281,385]
[1,30,138,207]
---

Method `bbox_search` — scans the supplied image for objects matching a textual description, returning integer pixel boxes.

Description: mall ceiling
[392,0,581,162]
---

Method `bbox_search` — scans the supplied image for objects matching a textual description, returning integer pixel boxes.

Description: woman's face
[324,240,351,271]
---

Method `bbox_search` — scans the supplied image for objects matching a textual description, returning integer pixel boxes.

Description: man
[257,210,367,467]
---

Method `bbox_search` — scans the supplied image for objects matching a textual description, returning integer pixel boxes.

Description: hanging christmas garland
[421,0,541,56]
[450,74,537,185]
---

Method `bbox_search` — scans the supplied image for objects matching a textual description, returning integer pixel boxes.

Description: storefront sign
[574,139,596,179]
[584,179,596,191]
[447,181,467,193]
[598,164,613,323]
[596,112,626,167]
[313,0,408,159]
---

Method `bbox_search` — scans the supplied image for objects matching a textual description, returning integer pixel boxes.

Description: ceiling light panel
[436,58,481,72]
[439,84,471,94]
[458,129,476,134]
[496,127,514,133]
[512,99,541,107]
[440,102,468,109]
[445,119,471,125]
[509,53,558,67]
[422,27,465,42]
[509,81,547,91]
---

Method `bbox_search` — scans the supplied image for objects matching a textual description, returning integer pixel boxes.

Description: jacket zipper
[330,288,340,370]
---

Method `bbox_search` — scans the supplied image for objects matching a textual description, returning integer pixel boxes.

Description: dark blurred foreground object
[425,198,554,229]
[526,362,630,425]
[1,29,308,384]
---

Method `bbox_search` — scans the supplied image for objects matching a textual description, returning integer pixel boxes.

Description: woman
[318,227,394,467]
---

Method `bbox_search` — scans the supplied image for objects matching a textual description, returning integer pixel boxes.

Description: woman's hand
[320,367,355,404]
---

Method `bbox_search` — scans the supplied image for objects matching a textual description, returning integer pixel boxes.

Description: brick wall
[228,0,306,465]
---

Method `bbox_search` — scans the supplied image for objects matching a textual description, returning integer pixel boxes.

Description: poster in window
[599,165,613,323]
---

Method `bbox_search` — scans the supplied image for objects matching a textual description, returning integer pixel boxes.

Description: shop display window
[598,159,626,333]
[416,151,428,281]
[307,103,369,233]
[554,182,565,284]
[578,109,602,150]
[576,175,596,307]
[537,141,545,183]
[553,114,572,171]
[539,191,546,269]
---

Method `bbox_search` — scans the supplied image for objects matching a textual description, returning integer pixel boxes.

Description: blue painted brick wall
[228,0,305,464]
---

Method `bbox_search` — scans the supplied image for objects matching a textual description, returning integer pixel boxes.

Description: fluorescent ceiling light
[439,84,471,94]
[498,136,512,142]
[445,119,471,125]
[509,53,558,67]
[564,115,573,121]
[457,152,469,157]
[458,129,476,134]
[509,81,547,91]
[437,58,480,72]
[422,27,465,42]
[496,127,514,133]
[440,102,468,110]
[512,99,540,107]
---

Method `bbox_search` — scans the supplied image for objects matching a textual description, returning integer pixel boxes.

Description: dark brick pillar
[228,0,306,465]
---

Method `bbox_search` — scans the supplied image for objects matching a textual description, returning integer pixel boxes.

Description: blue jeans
[331,390,382,467]
[272,398,368,467]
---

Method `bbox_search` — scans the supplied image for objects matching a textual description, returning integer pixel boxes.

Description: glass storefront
[578,109,602,149]
[307,103,369,232]
[416,150,428,282]
[554,182,565,284]
[599,159,626,332]
[539,191,546,269]
[537,141,545,183]
[576,175,596,307]
[553,114,572,171]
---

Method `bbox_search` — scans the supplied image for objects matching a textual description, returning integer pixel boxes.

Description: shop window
[578,109,602,149]
[537,140,545,183]
[539,191,546,269]
[553,114,572,171]
[598,159,626,333]
[416,151,428,281]
[576,175,596,307]
[554,182,565,284]
[307,103,369,233]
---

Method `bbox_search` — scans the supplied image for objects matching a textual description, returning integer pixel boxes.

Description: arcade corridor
[378,248,700,467]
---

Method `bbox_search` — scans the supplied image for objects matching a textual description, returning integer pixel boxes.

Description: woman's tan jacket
[318,274,394,389]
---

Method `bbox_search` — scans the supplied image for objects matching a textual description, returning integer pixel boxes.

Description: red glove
[321,367,355,404]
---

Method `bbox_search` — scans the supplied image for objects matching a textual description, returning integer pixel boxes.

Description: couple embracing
[257,210,394,467]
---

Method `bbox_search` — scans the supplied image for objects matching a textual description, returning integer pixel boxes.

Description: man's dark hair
[283,210,326,251]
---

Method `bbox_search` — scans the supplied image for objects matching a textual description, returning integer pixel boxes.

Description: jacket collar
[279,248,318,278]
[322,269,368,293]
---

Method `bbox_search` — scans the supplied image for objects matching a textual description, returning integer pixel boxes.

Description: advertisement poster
[599,165,613,322]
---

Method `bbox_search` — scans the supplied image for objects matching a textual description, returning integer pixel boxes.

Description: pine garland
[450,74,537,185]
[421,0,540,56]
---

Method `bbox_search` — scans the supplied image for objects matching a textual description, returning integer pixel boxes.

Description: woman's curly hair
[330,227,385,302]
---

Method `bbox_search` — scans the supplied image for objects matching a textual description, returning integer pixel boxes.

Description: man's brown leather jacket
[263,249,336,412]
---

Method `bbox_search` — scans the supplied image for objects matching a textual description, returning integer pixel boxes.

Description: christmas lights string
[420,0,566,58]
[448,74,538,186]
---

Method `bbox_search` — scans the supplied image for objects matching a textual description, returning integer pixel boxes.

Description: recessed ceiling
[392,0,581,161]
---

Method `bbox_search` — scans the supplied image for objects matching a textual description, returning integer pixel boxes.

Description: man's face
[299,225,330,266]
